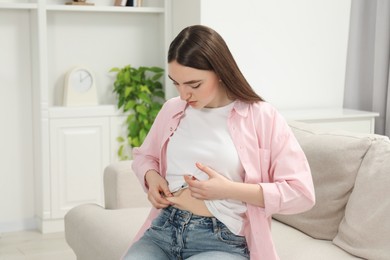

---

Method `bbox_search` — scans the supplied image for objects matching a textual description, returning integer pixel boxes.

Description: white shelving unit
[0,2,38,9]
[46,5,163,12]
[1,0,171,233]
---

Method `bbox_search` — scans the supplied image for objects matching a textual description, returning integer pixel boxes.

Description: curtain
[344,0,390,136]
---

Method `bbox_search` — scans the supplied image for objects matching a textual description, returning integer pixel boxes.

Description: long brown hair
[168,25,264,103]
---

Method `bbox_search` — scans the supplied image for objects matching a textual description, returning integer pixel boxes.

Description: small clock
[63,66,98,106]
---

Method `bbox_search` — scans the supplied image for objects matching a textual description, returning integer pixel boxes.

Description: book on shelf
[114,0,125,6]
[66,0,94,5]
[114,0,143,7]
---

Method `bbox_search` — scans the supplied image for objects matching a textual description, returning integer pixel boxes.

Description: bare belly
[166,189,213,217]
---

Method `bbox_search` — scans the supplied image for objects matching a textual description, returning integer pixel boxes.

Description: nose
[177,85,192,101]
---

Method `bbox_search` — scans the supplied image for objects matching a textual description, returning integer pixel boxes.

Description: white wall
[0,11,36,232]
[0,0,351,233]
[170,0,351,110]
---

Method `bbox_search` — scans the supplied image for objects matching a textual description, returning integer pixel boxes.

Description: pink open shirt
[129,97,315,260]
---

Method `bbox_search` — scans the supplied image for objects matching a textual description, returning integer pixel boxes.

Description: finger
[148,190,172,208]
[154,200,171,209]
[154,192,172,205]
[161,186,173,198]
[195,162,216,177]
[183,175,196,184]
[147,193,160,208]
[150,196,172,209]
[184,175,203,190]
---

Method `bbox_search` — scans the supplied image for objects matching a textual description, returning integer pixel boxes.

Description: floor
[0,230,76,260]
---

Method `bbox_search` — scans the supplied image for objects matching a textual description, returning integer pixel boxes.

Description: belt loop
[212,218,218,233]
[184,212,192,225]
[169,207,177,221]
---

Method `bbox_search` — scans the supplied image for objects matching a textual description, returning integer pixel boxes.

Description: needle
[171,182,188,193]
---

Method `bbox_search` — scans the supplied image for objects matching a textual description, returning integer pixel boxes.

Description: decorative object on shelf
[125,0,134,6]
[135,0,143,7]
[63,66,98,106]
[114,0,142,7]
[110,65,164,160]
[114,0,133,6]
[65,0,94,6]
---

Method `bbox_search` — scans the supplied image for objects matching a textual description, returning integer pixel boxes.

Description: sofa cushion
[271,219,360,259]
[65,204,151,260]
[333,137,390,260]
[274,121,372,240]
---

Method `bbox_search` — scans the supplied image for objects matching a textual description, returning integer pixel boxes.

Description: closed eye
[189,83,201,89]
[168,75,202,89]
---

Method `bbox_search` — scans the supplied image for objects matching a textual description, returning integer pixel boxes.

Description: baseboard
[0,216,66,234]
[36,217,65,234]
[0,217,37,233]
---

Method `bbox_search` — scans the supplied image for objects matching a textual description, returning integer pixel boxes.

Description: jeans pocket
[150,212,170,231]
[217,225,247,246]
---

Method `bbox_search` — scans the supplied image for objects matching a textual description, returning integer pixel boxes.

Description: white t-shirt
[166,102,247,235]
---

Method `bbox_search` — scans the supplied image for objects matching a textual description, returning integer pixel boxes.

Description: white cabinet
[49,117,110,219]
[1,0,172,232]
[41,106,128,232]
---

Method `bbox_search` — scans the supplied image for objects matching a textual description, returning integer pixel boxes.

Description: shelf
[49,105,124,118]
[46,5,164,13]
[0,2,37,9]
[0,3,164,12]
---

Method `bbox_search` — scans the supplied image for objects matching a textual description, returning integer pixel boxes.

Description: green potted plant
[110,65,165,160]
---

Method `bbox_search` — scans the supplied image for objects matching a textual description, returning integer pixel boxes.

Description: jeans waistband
[162,206,220,233]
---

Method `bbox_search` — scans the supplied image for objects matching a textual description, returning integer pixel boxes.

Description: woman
[123,25,315,260]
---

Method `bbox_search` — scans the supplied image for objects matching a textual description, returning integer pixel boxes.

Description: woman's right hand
[144,170,173,209]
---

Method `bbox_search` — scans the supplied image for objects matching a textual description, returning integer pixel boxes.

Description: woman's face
[168,61,231,108]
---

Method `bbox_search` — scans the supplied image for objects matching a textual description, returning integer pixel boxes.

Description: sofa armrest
[104,160,149,209]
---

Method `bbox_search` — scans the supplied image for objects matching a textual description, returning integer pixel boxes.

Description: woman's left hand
[184,162,232,200]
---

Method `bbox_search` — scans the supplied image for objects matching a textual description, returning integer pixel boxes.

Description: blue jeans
[123,206,249,260]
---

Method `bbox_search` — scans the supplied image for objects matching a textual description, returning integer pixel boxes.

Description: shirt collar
[171,98,250,118]
[172,99,188,119]
[232,100,250,117]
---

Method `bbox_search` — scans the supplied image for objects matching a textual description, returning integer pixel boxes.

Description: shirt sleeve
[131,97,185,192]
[131,105,167,192]
[259,111,315,217]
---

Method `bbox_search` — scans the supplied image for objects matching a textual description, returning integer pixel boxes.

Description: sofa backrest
[333,137,390,260]
[104,160,149,209]
[274,121,383,239]
[274,121,390,259]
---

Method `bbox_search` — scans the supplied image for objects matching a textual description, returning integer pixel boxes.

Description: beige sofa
[65,121,390,260]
